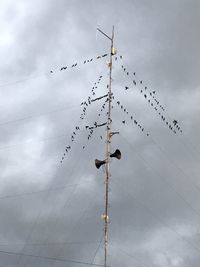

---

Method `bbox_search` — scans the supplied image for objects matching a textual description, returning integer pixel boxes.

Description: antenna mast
[97,25,115,267]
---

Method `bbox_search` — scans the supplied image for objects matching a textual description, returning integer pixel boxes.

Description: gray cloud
[0,0,200,266]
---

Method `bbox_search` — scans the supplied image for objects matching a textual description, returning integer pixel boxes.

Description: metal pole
[104,25,114,267]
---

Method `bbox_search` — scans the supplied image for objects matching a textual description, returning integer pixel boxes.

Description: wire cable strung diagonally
[115,55,183,134]
[15,138,91,267]
[115,100,150,137]
[119,132,200,233]
[60,74,105,164]
[0,54,108,89]
[0,249,108,267]
[112,161,200,260]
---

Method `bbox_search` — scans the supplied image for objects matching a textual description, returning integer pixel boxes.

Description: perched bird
[133,72,136,76]
[50,70,53,73]
[131,116,133,120]
[152,91,156,94]
[122,120,125,124]
[144,94,147,98]
[83,146,85,149]
[173,120,178,125]
[125,86,129,90]
[120,55,122,59]
[84,60,86,64]
[140,80,142,84]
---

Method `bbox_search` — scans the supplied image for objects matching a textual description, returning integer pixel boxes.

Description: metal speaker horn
[110,149,121,160]
[95,159,106,169]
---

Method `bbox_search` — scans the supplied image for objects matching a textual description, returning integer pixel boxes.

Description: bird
[140,80,142,84]
[131,116,133,120]
[133,72,136,75]
[120,55,122,59]
[173,120,178,125]
[144,94,147,98]
[50,70,53,73]
[125,86,129,90]
[84,60,86,64]
[122,120,125,124]
[152,91,156,94]
[83,146,85,149]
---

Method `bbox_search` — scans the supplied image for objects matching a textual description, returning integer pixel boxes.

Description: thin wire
[0,52,108,89]
[0,249,108,266]
[90,234,104,265]
[115,133,200,255]
[23,101,107,267]
[116,247,149,267]
[119,132,200,229]
[116,54,200,163]
[15,139,86,267]
[0,240,101,246]
[0,103,79,128]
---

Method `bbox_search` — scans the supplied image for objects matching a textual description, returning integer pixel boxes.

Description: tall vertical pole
[104,25,114,267]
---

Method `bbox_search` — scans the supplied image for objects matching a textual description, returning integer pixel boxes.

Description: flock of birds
[50,54,108,74]
[115,100,150,137]
[59,53,183,164]
[60,74,108,164]
[115,55,183,134]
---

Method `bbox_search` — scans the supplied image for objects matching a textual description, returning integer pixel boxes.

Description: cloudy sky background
[0,0,200,266]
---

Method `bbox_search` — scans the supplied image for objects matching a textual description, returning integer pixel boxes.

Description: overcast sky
[0,0,200,266]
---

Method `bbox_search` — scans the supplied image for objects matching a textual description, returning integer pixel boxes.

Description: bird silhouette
[122,120,125,124]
